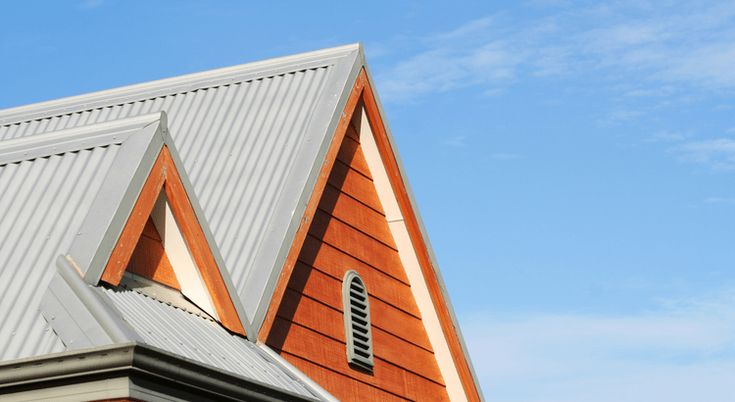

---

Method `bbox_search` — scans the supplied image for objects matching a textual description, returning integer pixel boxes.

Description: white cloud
[377,39,522,102]
[674,138,735,170]
[443,135,467,148]
[462,290,735,402]
[374,1,735,103]
[704,197,735,204]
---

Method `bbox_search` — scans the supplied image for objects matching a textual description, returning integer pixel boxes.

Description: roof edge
[245,43,365,334]
[0,112,164,166]
[41,254,141,349]
[0,44,362,125]
[0,342,320,402]
[258,344,339,402]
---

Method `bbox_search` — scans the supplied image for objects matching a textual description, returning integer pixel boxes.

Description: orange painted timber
[99,146,246,336]
[344,121,361,143]
[269,318,448,401]
[260,70,457,400]
[308,210,408,283]
[101,155,165,285]
[126,219,181,290]
[361,74,483,401]
[328,161,385,215]
[337,134,372,179]
[317,185,396,249]
[298,235,422,318]
[285,262,432,351]
[276,287,441,381]
[280,353,409,402]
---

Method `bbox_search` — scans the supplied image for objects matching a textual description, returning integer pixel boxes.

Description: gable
[259,71,480,400]
[0,45,481,400]
[98,145,244,334]
[264,115,450,401]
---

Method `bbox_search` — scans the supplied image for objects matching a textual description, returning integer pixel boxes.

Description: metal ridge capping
[0,112,165,166]
[0,44,362,125]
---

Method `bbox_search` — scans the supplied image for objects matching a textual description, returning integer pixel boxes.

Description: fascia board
[0,44,361,125]
[361,64,485,399]
[71,115,166,283]
[245,45,364,335]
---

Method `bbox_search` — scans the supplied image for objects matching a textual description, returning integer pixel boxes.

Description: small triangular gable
[259,70,482,401]
[98,145,247,336]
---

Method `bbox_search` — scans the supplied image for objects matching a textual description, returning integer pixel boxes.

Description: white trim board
[357,105,468,402]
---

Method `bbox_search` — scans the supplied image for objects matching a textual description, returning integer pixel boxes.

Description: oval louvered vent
[343,270,374,371]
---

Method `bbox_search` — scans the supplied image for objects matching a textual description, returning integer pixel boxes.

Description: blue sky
[2,1,734,400]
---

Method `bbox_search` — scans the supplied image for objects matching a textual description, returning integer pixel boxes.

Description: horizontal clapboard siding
[266,121,448,401]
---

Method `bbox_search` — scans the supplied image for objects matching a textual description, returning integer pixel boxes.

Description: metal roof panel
[0,45,364,332]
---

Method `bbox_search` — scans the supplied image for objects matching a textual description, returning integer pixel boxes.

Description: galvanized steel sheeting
[99,287,316,399]
[0,59,347,324]
[0,145,121,360]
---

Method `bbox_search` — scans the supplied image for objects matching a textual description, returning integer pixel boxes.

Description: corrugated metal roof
[0,144,121,360]
[0,44,364,331]
[97,286,318,400]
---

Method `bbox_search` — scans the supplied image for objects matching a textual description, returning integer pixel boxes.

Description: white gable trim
[357,105,468,402]
[150,193,219,319]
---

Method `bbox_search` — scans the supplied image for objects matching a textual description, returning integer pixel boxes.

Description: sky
[1,1,734,400]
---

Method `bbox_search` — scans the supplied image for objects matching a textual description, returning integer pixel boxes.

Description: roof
[98,286,318,398]
[0,121,131,361]
[0,44,364,333]
[0,113,330,399]
[0,43,482,399]
[0,342,323,401]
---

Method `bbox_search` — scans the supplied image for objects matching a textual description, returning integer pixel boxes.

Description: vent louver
[343,270,374,371]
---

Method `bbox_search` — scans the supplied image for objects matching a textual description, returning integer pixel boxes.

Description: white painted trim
[150,193,219,319]
[357,106,468,402]
[0,377,130,402]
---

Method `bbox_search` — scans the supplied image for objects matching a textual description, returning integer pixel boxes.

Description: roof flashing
[0,44,362,126]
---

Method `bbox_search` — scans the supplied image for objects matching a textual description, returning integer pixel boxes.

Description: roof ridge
[0,112,165,166]
[0,43,361,126]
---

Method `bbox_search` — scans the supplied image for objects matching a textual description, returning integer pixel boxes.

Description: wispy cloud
[463,290,735,402]
[674,138,735,171]
[704,197,735,204]
[377,17,524,102]
[375,1,735,103]
[442,135,468,148]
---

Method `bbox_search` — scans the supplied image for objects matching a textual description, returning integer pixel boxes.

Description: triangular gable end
[98,145,247,336]
[258,69,483,401]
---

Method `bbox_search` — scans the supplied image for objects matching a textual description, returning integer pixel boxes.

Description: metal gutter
[0,342,320,402]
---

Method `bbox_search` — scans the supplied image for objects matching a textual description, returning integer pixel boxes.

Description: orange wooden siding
[126,218,181,290]
[266,121,449,401]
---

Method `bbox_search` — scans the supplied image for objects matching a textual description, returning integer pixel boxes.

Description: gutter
[0,343,319,402]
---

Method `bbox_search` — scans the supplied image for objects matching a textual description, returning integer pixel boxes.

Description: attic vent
[342,270,374,371]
